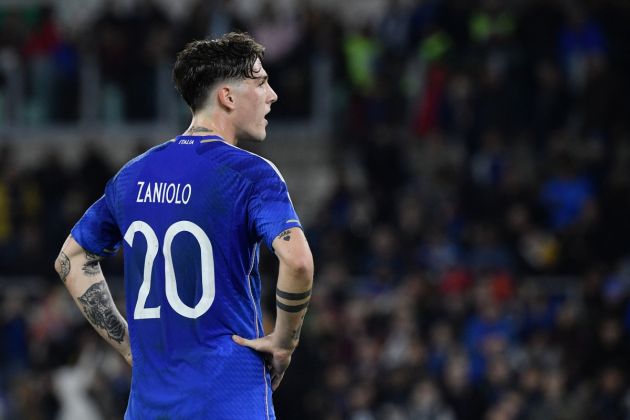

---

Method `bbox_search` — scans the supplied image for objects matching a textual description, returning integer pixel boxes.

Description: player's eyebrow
[253,75,268,84]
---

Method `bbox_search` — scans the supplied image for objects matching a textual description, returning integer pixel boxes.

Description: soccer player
[53,32,314,419]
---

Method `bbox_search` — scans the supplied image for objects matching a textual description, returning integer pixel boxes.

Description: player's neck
[183,115,237,145]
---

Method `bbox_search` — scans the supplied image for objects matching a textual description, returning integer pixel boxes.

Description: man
[54,32,314,419]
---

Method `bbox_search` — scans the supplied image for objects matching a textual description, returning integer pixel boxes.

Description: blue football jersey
[71,135,302,419]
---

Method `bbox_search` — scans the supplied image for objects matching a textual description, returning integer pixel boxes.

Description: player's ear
[217,85,236,110]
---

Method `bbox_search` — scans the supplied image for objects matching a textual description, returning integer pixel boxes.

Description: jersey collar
[175,134,225,143]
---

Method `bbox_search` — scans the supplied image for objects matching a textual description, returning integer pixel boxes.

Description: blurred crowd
[3,0,630,419]
[0,0,315,123]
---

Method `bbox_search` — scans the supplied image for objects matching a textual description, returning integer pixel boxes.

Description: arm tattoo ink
[57,252,70,283]
[77,281,126,344]
[82,252,103,276]
[276,300,310,313]
[277,229,292,242]
[276,288,312,300]
[276,288,311,312]
[291,313,306,340]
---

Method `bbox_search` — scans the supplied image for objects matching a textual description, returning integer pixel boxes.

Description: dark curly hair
[173,32,265,112]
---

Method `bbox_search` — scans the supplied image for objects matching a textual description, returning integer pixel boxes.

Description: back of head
[173,32,265,112]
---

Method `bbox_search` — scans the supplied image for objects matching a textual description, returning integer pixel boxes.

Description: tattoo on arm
[82,252,103,276]
[276,301,310,313]
[57,252,70,283]
[292,313,306,340]
[276,288,312,312]
[77,281,126,344]
[276,288,312,300]
[277,229,292,242]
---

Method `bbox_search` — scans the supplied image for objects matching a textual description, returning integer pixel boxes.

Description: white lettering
[160,182,166,202]
[182,184,192,204]
[136,181,145,202]
[153,182,163,202]
[135,181,192,205]
[144,182,153,202]
[175,184,182,204]
[166,184,176,203]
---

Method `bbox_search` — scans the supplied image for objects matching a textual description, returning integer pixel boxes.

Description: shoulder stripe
[246,242,260,337]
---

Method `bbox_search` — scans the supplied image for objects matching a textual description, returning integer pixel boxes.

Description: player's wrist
[272,333,299,352]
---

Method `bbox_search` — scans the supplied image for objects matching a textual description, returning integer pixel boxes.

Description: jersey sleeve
[70,178,122,257]
[247,161,302,251]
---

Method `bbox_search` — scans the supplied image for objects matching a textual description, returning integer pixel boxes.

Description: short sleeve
[247,162,302,251]
[71,178,122,257]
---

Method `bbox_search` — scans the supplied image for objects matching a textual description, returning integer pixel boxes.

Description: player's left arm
[54,235,132,366]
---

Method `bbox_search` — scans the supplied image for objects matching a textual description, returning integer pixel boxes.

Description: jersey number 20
[124,220,215,319]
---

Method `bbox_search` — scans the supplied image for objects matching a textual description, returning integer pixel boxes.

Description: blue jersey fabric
[71,135,302,419]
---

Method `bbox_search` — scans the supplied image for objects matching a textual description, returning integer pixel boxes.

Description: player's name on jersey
[136,181,192,204]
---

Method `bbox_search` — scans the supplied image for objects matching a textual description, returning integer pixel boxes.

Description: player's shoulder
[114,140,172,179]
[214,141,287,185]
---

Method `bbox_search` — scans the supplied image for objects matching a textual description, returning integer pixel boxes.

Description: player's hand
[232,333,293,391]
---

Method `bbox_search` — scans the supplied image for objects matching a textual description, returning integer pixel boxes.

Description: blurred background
[2,0,630,419]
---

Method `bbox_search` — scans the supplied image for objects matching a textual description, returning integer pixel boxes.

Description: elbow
[53,255,61,275]
[287,255,314,280]
[298,258,315,279]
[54,251,71,282]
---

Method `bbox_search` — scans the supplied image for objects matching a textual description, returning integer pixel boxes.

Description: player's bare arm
[233,226,314,390]
[54,235,132,366]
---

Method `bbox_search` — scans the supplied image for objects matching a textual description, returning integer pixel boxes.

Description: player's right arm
[54,235,132,366]
[233,226,313,390]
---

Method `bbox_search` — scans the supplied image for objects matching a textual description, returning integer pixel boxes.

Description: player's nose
[267,85,278,105]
